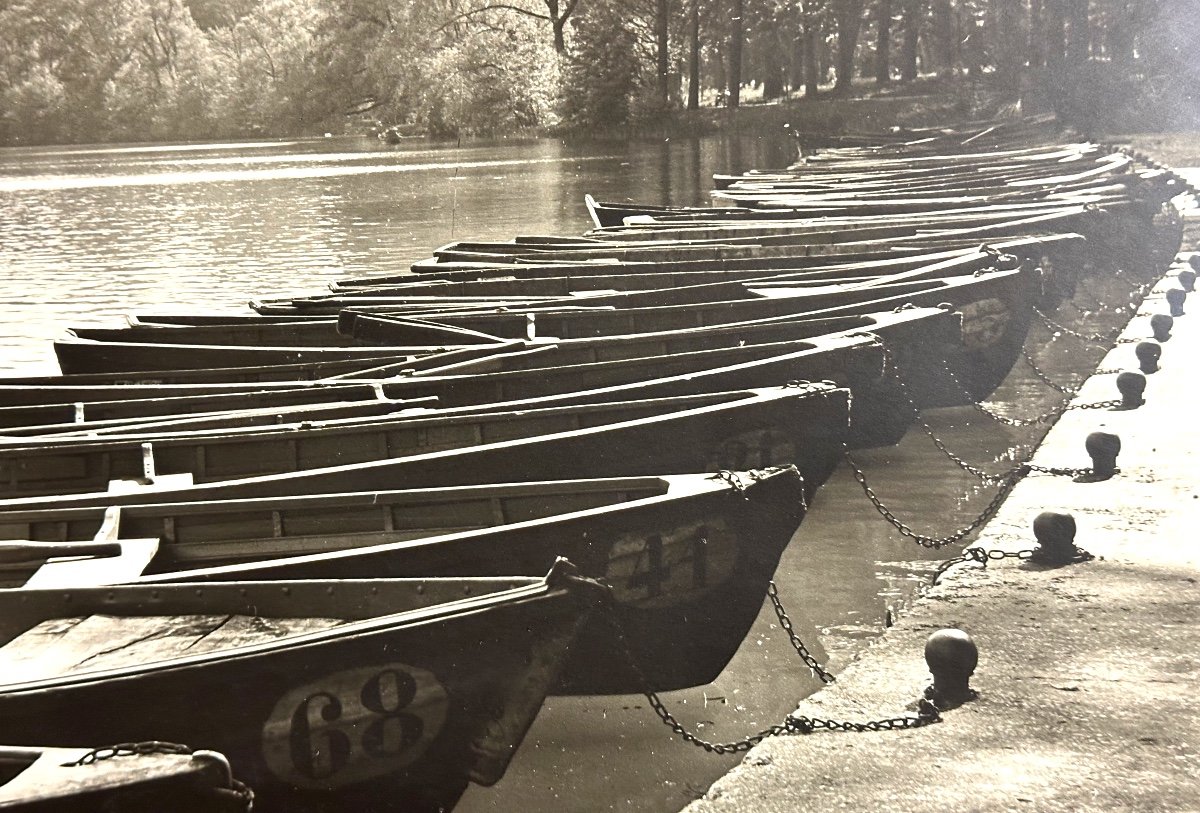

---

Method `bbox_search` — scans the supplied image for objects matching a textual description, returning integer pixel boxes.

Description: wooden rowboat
[0,385,849,511]
[0,565,597,811]
[0,373,849,497]
[0,468,807,694]
[0,743,250,812]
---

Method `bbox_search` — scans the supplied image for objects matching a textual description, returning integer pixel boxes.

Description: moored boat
[0,385,850,510]
[0,564,597,811]
[0,468,808,694]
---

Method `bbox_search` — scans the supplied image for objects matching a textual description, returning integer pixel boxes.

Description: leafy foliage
[0,0,1194,144]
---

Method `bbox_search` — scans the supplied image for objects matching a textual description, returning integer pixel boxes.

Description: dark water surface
[0,134,1134,811]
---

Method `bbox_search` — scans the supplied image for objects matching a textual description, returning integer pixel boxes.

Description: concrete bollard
[1189,255,1200,274]
[924,629,978,709]
[1179,269,1197,293]
[1085,431,1121,478]
[1150,313,1174,342]
[1165,287,1186,317]
[1136,341,1161,373]
[1116,371,1146,407]
[1032,511,1079,565]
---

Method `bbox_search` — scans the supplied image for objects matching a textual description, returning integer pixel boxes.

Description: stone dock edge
[680,241,1200,809]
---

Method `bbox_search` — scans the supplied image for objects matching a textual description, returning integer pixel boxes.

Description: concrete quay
[682,254,1200,812]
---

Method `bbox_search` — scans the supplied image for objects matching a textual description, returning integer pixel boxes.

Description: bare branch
[435,4,551,34]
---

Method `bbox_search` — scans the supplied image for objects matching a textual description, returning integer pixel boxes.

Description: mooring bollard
[1085,431,1121,478]
[1189,254,1200,275]
[1149,313,1174,342]
[1136,341,1161,373]
[1032,511,1079,565]
[924,629,978,709]
[1178,268,1197,293]
[1166,287,1186,317]
[1115,371,1146,407]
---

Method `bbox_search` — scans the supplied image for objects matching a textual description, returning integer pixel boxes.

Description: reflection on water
[0,133,1133,811]
[0,135,794,373]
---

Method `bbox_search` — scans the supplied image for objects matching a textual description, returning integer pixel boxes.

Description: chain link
[843,445,1027,549]
[597,584,939,753]
[932,544,1094,585]
[64,741,255,811]
[65,741,193,766]
[711,469,749,496]
[1033,306,1120,349]
[1021,347,1079,395]
[1066,399,1124,411]
[767,581,836,684]
[932,358,1073,427]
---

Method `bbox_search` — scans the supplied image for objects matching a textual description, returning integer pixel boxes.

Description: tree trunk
[1027,0,1043,68]
[899,0,921,81]
[929,0,955,76]
[875,0,892,84]
[1044,0,1066,67]
[1066,0,1088,64]
[687,0,701,109]
[993,0,1022,95]
[763,31,787,98]
[728,0,744,107]
[656,0,671,108]
[801,9,821,95]
[833,0,866,95]
[547,0,566,52]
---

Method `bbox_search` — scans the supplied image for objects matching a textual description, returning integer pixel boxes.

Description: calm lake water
[0,134,1136,811]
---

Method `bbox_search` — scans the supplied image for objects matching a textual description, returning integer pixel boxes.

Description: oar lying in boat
[0,385,849,511]
[2,467,807,694]
[0,562,599,811]
[0,542,123,588]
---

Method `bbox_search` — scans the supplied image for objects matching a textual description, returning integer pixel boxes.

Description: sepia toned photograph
[0,0,1196,810]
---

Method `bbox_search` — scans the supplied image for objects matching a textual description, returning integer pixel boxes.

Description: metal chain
[933,358,1073,427]
[66,741,193,766]
[1066,399,1124,411]
[64,741,255,811]
[1021,347,1079,395]
[712,469,749,496]
[932,544,1094,585]
[867,339,1008,482]
[843,446,1027,549]
[1033,306,1119,349]
[874,338,1075,481]
[767,581,836,684]
[599,587,938,753]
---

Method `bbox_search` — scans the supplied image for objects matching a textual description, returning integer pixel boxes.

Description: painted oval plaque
[262,663,449,789]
